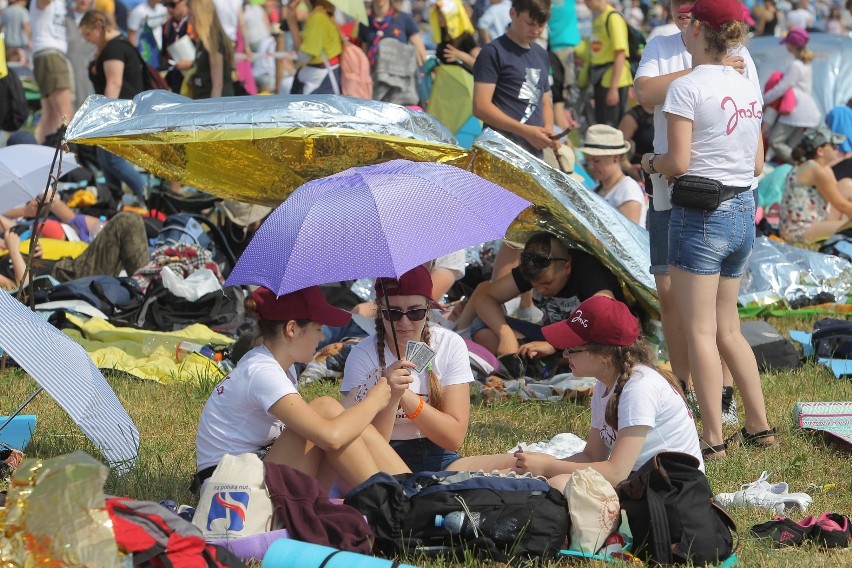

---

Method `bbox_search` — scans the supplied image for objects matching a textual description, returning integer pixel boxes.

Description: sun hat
[801,124,847,153]
[680,0,742,28]
[220,200,272,228]
[541,296,640,349]
[543,145,585,182]
[250,286,352,326]
[375,265,435,302]
[780,28,810,48]
[577,125,631,157]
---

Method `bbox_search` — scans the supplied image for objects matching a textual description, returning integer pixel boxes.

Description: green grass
[1,314,851,567]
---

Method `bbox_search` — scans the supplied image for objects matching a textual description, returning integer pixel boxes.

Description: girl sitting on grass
[194,286,410,494]
[452,296,703,488]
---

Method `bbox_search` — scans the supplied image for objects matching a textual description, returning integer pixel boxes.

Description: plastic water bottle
[435,511,482,536]
[647,320,668,363]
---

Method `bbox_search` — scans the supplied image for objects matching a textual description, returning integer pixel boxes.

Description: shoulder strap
[644,487,673,564]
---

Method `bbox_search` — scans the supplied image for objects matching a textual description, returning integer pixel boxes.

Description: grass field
[1,315,851,567]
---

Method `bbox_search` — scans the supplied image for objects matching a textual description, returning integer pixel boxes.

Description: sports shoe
[715,471,812,514]
[751,515,817,547]
[812,513,852,549]
[721,387,738,426]
[685,389,700,418]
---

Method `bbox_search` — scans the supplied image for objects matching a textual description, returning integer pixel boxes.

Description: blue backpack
[39,276,143,316]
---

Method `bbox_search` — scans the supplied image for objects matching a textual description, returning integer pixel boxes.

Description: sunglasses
[520,253,569,269]
[381,307,428,322]
[163,0,182,6]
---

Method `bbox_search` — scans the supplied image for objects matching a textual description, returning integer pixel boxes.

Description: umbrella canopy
[0,290,140,473]
[330,0,368,25]
[225,159,531,295]
[65,92,465,206]
[426,64,482,147]
[0,145,80,213]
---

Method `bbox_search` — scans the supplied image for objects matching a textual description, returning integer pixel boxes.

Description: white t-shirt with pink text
[662,64,763,188]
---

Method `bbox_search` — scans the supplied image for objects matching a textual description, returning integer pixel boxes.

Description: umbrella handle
[378,279,402,361]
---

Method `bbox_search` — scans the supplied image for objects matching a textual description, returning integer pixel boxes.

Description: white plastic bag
[192,453,273,540]
[161,266,222,300]
[565,467,621,554]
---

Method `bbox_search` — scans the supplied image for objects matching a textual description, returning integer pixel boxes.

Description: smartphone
[549,126,573,140]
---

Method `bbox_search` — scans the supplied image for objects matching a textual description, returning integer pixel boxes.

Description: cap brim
[315,304,353,327]
[542,320,587,350]
[832,133,848,145]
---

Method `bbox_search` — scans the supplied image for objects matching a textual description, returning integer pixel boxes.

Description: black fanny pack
[671,175,751,211]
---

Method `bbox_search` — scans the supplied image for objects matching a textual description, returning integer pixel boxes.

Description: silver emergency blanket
[739,236,852,306]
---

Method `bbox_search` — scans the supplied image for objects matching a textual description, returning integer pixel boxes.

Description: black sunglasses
[381,308,428,322]
[163,0,182,6]
[520,252,569,269]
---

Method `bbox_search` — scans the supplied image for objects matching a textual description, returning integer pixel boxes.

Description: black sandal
[701,441,728,459]
[726,427,778,448]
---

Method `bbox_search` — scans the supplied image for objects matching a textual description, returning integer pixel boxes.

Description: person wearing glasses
[452,296,702,487]
[341,266,474,473]
[194,286,410,494]
[454,231,622,359]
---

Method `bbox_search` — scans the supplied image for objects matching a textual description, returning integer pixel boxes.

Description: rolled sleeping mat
[261,539,417,568]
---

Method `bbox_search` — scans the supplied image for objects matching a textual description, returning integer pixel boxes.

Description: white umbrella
[0,290,140,473]
[0,145,81,213]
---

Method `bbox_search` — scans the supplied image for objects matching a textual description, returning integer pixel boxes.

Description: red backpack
[340,40,373,99]
[106,497,246,567]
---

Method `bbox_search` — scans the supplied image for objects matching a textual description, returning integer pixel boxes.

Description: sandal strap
[701,442,728,457]
[741,427,778,444]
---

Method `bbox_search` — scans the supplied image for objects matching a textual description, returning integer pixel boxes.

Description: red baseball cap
[780,28,809,48]
[375,265,435,302]
[542,296,639,349]
[250,286,351,327]
[680,0,742,28]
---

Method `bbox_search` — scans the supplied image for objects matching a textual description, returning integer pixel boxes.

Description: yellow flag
[429,0,475,44]
[0,33,9,79]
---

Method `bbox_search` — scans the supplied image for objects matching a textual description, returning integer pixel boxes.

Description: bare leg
[449,452,515,472]
[655,273,691,383]
[715,277,774,441]
[35,89,74,144]
[491,241,532,310]
[803,178,852,241]
[670,267,725,451]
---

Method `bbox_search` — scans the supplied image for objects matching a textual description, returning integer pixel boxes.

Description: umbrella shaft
[0,387,43,434]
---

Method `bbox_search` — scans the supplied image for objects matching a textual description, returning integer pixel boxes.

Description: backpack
[129,36,171,91]
[344,470,570,562]
[811,318,852,360]
[818,225,852,262]
[0,68,29,132]
[741,320,801,371]
[156,213,213,252]
[340,41,373,99]
[616,452,736,566]
[36,275,144,317]
[106,497,247,567]
[372,37,419,106]
[604,11,646,74]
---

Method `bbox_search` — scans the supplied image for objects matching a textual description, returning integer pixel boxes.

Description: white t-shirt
[212,0,242,42]
[590,365,703,472]
[434,250,467,281]
[127,2,168,49]
[597,176,648,228]
[341,325,473,440]
[195,345,299,471]
[786,8,814,29]
[663,64,763,188]
[30,0,67,54]
[646,22,679,42]
[762,59,821,128]
[635,34,760,209]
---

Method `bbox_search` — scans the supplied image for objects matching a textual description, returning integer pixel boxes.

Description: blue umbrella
[225,159,531,296]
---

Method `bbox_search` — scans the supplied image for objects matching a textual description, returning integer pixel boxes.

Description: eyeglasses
[381,308,429,322]
[563,347,589,355]
[520,252,569,269]
[163,0,182,7]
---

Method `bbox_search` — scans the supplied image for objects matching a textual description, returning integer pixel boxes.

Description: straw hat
[578,125,631,156]
[543,145,585,182]
[220,200,272,228]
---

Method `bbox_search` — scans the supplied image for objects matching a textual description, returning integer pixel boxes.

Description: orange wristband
[406,396,425,420]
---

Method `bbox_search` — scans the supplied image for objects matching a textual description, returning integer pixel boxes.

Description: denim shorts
[668,190,755,278]
[390,438,460,472]
[647,197,671,276]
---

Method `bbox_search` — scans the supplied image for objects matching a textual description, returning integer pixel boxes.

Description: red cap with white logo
[542,296,640,349]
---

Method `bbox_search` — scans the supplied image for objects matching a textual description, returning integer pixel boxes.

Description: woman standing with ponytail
[186,0,234,98]
[342,266,474,472]
[452,296,702,487]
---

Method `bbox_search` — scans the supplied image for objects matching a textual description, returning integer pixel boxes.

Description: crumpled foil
[739,237,852,307]
[65,92,467,206]
[0,451,121,568]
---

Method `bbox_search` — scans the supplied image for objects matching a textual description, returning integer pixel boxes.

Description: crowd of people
[2,0,852,559]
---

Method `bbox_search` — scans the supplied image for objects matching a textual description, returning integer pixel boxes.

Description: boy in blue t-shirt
[472,0,558,158]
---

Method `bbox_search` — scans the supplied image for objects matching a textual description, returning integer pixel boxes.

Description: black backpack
[0,68,29,132]
[616,452,736,566]
[345,470,569,563]
[36,275,144,317]
[604,11,646,74]
[818,225,852,262]
[812,318,852,360]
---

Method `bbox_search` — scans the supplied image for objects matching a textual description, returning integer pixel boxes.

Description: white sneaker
[715,471,812,514]
[721,397,738,426]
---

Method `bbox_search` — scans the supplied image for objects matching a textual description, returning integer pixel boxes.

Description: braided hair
[584,338,686,431]
[374,313,445,412]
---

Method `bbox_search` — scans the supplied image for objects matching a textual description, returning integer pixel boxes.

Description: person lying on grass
[452,296,703,488]
[194,286,410,495]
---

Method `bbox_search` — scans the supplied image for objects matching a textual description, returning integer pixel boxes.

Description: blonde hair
[79,9,116,46]
[698,19,747,58]
[792,44,814,63]
[374,313,445,412]
[189,0,234,70]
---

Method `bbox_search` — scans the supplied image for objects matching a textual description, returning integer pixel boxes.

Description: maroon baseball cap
[250,286,351,327]
[542,296,640,349]
[680,0,742,28]
[375,266,435,302]
[780,28,809,48]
